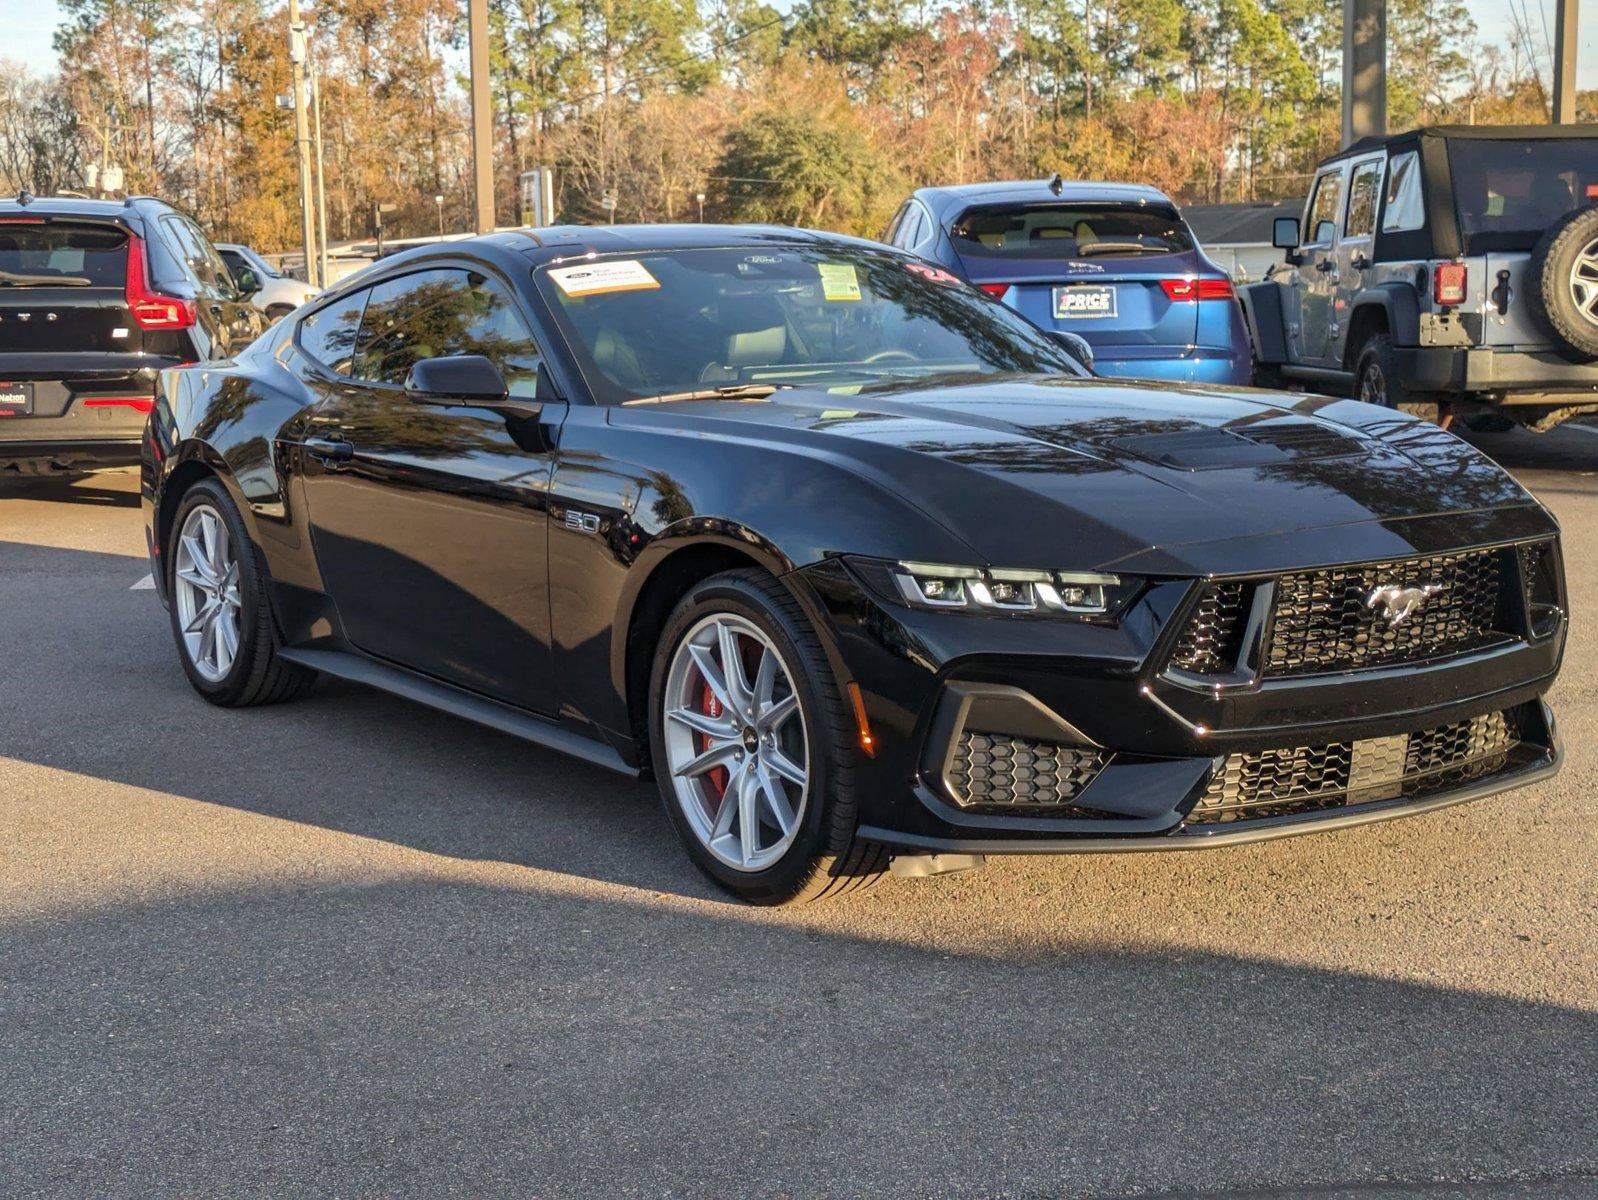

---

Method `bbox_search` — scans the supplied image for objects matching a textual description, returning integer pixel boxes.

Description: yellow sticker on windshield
[549,259,660,297]
[818,263,861,301]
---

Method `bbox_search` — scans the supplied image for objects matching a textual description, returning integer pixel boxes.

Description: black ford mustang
[142,225,1566,903]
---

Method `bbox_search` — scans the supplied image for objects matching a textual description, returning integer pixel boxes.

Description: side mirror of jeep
[1272,217,1300,250]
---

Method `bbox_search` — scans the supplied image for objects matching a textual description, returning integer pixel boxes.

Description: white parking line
[130,574,155,590]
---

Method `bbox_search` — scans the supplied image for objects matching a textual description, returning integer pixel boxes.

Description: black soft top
[1313,124,1598,259]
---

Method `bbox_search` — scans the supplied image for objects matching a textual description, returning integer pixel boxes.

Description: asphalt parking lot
[2,428,1596,1199]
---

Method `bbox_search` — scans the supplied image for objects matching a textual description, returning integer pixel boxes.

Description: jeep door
[1286,164,1347,365]
[1330,154,1386,366]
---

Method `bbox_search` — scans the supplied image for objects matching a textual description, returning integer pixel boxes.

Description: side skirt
[279,646,640,778]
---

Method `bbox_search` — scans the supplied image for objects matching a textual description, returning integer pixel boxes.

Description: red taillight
[1434,262,1468,307]
[81,396,155,413]
[1160,277,1234,302]
[976,282,1011,298]
[125,234,196,330]
[0,216,45,224]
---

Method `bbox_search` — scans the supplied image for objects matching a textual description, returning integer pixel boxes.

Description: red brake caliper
[699,679,730,800]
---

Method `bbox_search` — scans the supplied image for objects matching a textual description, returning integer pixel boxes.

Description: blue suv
[883,179,1254,386]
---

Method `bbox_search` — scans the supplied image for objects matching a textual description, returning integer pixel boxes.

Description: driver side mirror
[405,355,510,407]
[1272,217,1300,249]
[234,267,262,296]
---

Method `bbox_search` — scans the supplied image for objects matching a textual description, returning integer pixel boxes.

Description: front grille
[1191,710,1523,824]
[1266,550,1508,676]
[1167,549,1514,679]
[1168,581,1251,675]
[946,731,1108,815]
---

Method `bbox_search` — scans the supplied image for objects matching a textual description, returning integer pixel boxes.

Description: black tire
[1526,206,1598,362]
[1353,332,1440,422]
[647,568,887,904]
[166,477,316,707]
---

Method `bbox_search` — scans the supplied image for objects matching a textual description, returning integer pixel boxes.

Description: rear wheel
[648,569,886,904]
[1354,332,1440,422]
[166,478,316,706]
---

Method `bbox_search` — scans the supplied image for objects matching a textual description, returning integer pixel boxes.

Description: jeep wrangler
[1240,124,1598,432]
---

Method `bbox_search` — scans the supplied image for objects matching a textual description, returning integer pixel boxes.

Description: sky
[7,0,1596,89]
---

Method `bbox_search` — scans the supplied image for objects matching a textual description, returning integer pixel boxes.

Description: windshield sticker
[817,263,862,301]
[904,262,960,285]
[549,259,660,297]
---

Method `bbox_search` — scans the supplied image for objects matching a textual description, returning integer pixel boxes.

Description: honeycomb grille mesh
[1168,582,1251,675]
[1192,710,1520,824]
[1264,550,1507,676]
[947,732,1108,814]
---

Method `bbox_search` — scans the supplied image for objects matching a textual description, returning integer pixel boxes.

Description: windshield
[950,203,1193,260]
[535,246,1083,403]
[1448,138,1598,251]
[0,222,127,287]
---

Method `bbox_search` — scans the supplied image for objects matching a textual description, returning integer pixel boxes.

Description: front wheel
[648,569,886,904]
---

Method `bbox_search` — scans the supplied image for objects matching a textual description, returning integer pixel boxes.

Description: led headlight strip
[892,561,1122,614]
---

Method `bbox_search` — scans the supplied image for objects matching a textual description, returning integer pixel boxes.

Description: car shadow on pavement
[2,873,1595,1197]
[4,540,1597,1194]
[0,472,143,508]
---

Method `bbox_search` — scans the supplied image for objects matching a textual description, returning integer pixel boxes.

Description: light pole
[312,65,329,289]
[288,0,317,285]
[435,194,444,237]
[696,192,705,223]
[468,0,494,232]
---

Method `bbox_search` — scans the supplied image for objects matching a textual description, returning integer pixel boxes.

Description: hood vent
[1108,419,1363,471]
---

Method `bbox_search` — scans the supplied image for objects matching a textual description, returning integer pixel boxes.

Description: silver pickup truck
[1240,124,1598,432]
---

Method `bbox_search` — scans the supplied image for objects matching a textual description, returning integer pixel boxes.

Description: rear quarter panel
[147,347,320,603]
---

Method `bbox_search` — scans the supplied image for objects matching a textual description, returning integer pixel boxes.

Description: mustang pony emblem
[1366,582,1446,628]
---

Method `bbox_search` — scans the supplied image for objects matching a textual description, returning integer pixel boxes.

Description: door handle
[303,435,354,462]
[1315,258,1336,273]
[1350,254,1371,270]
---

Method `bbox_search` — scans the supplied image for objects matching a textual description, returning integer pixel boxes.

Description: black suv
[1241,125,1598,432]
[0,194,265,476]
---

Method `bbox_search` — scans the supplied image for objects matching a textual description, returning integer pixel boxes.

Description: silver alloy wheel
[173,504,242,683]
[661,612,809,873]
[1570,236,1598,329]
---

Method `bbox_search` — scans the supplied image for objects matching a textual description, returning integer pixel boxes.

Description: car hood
[618,376,1548,575]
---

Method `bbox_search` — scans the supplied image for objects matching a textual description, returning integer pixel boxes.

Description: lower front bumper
[862,727,1560,855]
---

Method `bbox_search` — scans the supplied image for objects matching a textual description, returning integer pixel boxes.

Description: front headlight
[848,557,1137,618]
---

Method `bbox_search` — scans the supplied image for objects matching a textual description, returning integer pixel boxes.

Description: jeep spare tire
[1527,205,1598,361]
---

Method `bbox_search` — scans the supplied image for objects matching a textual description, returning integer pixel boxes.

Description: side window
[184,220,234,291]
[910,204,938,252]
[354,269,544,395]
[1382,151,1425,232]
[453,274,545,398]
[354,270,462,385]
[883,203,910,245]
[162,216,228,291]
[298,288,371,376]
[1344,160,1382,238]
[896,206,923,249]
[1305,170,1344,246]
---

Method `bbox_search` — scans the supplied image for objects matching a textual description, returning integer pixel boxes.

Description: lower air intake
[1191,710,1523,824]
[946,731,1108,815]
